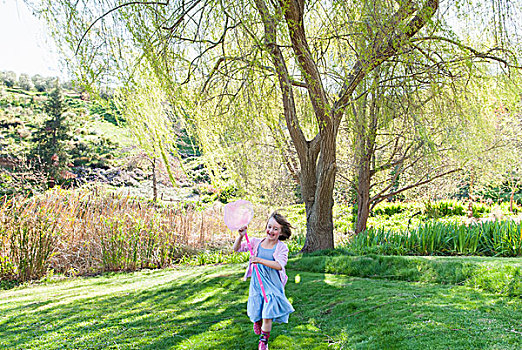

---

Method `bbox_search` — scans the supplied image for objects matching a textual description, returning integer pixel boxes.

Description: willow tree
[34,0,520,251]
[346,67,464,234]
[115,69,184,201]
[345,64,509,233]
[344,36,521,232]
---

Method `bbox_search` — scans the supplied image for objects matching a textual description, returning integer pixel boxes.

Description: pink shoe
[253,320,262,335]
[258,339,268,350]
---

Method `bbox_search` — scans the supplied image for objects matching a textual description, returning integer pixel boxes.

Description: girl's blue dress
[247,245,295,323]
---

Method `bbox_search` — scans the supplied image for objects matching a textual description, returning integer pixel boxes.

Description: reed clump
[349,220,522,257]
[0,187,238,282]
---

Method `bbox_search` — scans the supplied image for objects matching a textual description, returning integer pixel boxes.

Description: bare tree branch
[162,0,202,31]
[253,0,309,161]
[75,1,171,55]
[370,168,462,207]
[411,36,522,69]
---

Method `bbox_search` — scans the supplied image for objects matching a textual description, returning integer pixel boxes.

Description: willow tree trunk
[354,122,376,235]
[356,164,372,234]
[353,87,377,235]
[304,200,335,250]
[300,133,337,252]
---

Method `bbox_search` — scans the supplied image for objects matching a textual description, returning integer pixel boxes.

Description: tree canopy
[32,0,522,251]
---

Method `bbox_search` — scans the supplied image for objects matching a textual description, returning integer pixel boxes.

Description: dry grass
[0,187,267,282]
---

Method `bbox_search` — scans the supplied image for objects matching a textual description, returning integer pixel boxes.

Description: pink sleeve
[237,241,249,253]
[237,237,261,253]
[274,242,289,268]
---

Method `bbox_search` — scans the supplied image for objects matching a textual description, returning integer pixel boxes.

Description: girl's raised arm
[233,226,247,252]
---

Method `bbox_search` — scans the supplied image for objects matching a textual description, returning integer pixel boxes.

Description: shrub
[0,198,58,282]
[0,256,16,281]
[372,202,409,216]
[217,183,239,204]
[424,200,466,218]
[472,202,491,217]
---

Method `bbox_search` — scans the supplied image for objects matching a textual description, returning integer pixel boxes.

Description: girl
[233,212,295,350]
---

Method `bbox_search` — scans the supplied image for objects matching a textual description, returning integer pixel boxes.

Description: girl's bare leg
[262,318,273,332]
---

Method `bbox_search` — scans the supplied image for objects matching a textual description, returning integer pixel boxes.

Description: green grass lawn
[1,264,521,349]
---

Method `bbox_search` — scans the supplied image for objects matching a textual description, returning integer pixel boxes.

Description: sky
[0,0,65,78]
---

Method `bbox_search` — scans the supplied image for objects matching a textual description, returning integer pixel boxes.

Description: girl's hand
[250,256,260,264]
[238,226,247,237]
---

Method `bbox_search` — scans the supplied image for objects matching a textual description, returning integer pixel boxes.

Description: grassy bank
[288,254,522,296]
[1,264,521,349]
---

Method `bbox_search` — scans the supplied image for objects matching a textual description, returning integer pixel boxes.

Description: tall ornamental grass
[0,187,251,282]
[349,220,522,257]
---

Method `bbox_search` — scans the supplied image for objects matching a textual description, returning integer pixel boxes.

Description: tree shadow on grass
[281,271,522,350]
[1,266,522,350]
[1,267,257,349]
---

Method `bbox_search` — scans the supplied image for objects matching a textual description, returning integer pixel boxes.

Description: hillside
[0,84,202,202]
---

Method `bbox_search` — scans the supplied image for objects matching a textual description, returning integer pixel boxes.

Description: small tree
[19,73,34,91]
[31,82,72,185]
[32,74,48,92]
[3,71,16,88]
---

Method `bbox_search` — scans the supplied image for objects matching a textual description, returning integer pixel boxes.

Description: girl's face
[265,217,282,242]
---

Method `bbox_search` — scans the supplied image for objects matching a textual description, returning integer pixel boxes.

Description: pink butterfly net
[223,199,268,303]
[223,200,254,231]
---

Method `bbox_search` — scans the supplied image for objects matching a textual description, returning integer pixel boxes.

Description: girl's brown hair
[268,212,292,241]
